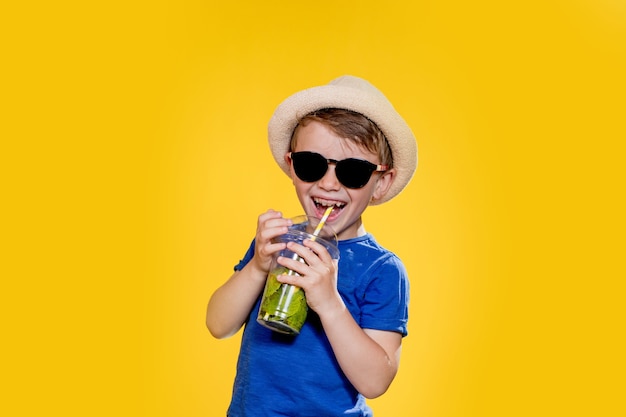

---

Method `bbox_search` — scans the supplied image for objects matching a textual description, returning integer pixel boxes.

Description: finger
[276,255,309,276]
[284,241,319,266]
[259,216,293,242]
[301,239,333,263]
[264,241,287,255]
[257,209,282,224]
[259,224,289,243]
[258,210,291,230]
[274,271,301,287]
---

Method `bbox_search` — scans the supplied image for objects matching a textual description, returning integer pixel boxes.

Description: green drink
[256,215,339,335]
[258,266,308,334]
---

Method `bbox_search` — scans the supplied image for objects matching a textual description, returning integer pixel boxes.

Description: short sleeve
[358,254,410,336]
[234,239,256,271]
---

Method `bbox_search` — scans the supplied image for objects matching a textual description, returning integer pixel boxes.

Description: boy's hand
[249,210,292,276]
[275,239,343,316]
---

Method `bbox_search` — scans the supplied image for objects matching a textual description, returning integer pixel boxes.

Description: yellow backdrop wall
[2,1,625,416]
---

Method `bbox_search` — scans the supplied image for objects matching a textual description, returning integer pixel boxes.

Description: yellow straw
[312,206,334,238]
[287,206,334,272]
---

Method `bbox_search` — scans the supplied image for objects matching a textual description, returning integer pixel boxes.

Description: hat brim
[268,76,417,205]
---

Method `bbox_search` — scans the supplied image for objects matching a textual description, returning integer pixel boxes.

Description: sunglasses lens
[336,159,376,189]
[291,152,328,182]
[291,152,379,189]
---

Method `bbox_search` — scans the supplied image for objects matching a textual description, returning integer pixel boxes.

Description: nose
[318,162,341,191]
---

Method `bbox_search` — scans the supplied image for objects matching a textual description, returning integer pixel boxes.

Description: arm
[276,240,404,398]
[205,264,267,339]
[319,308,402,398]
[206,210,292,339]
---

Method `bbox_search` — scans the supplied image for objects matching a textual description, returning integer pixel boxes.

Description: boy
[206,75,418,416]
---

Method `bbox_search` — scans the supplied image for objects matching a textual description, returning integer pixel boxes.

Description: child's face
[285,121,396,240]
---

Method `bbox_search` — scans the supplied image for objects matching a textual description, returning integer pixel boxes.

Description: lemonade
[256,215,339,336]
[257,266,308,334]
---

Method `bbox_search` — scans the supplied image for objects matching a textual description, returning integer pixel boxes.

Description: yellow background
[2,1,625,416]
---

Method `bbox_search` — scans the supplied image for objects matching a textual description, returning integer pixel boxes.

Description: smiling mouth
[313,197,345,219]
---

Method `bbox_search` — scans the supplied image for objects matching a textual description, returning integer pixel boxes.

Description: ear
[371,168,396,203]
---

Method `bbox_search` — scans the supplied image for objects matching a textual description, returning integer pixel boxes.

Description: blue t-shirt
[227,234,410,417]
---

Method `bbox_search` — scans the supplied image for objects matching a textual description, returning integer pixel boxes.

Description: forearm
[206,262,267,338]
[318,305,401,398]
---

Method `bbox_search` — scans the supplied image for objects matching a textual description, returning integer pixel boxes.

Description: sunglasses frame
[288,151,389,189]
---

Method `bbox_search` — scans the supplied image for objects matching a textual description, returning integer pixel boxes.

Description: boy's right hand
[249,209,292,275]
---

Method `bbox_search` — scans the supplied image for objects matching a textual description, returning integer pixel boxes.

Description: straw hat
[268,75,417,204]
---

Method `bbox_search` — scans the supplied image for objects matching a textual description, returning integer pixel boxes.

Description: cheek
[292,179,312,197]
[289,167,305,189]
[346,187,375,207]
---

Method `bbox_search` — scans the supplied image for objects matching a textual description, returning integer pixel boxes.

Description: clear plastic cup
[256,215,339,335]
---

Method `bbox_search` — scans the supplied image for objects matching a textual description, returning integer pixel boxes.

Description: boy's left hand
[274,239,343,315]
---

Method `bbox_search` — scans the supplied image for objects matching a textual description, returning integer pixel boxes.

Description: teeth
[314,197,345,208]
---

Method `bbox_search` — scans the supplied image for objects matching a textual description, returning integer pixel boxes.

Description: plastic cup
[256,215,339,335]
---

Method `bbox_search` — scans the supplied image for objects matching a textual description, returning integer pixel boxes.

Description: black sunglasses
[289,151,388,189]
